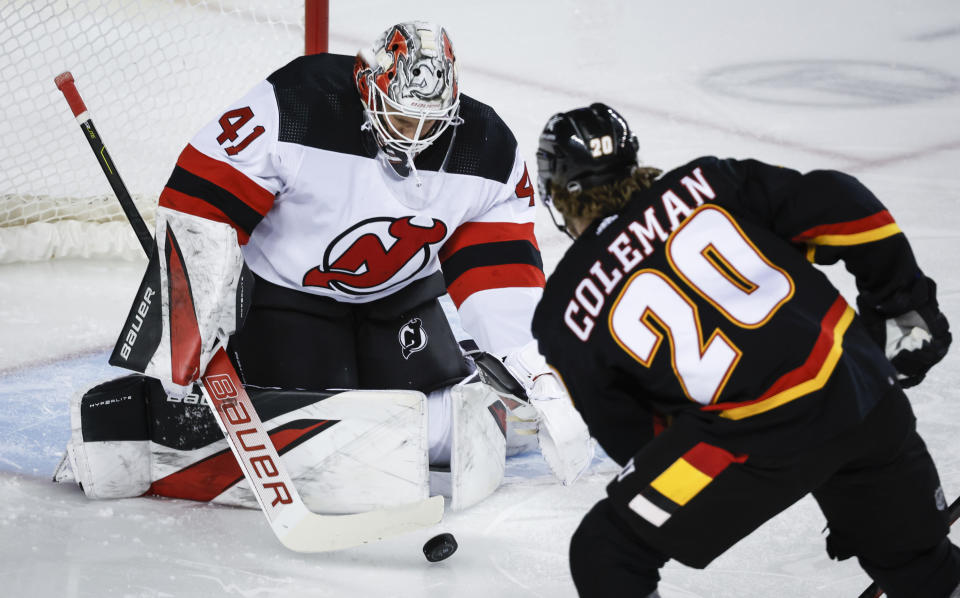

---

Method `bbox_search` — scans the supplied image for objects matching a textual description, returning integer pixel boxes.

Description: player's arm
[158,79,287,245]
[441,150,593,484]
[725,158,950,386]
[439,151,544,356]
[558,362,666,467]
[111,81,289,397]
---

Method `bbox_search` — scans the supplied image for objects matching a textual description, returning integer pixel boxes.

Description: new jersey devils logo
[303,216,447,295]
[399,317,428,359]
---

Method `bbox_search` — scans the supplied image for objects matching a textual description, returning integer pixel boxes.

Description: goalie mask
[536,103,640,237]
[354,22,461,168]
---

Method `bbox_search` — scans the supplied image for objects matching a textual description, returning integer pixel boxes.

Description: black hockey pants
[571,389,960,597]
[228,272,469,393]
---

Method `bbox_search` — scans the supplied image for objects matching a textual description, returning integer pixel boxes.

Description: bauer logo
[110,247,163,372]
[205,373,238,401]
[203,376,294,510]
[166,389,201,405]
[399,317,428,359]
[302,216,447,296]
[119,286,156,360]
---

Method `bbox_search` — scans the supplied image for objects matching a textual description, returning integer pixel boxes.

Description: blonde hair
[550,166,663,226]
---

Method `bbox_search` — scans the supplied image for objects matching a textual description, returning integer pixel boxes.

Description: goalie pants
[228,272,470,393]
[571,389,960,598]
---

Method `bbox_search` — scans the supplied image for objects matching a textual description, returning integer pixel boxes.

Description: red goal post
[306,0,330,55]
[0,0,329,263]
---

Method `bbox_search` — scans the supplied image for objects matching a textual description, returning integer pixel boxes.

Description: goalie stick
[458,340,529,404]
[857,492,960,598]
[54,71,444,552]
[53,72,153,255]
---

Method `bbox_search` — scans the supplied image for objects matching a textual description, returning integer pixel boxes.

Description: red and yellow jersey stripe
[701,295,855,420]
[793,210,900,247]
[629,441,748,527]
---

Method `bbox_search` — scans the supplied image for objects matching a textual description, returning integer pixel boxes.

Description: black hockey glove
[858,275,951,388]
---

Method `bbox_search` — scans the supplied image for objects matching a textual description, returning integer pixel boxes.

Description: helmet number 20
[609,206,794,404]
[590,135,614,158]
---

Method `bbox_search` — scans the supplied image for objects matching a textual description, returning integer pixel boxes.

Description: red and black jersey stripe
[439,221,545,307]
[159,144,276,244]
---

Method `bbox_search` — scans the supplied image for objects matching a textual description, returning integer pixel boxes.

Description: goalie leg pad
[504,398,539,457]
[430,383,506,511]
[59,376,432,513]
[151,388,432,513]
[501,340,595,484]
[219,389,430,514]
[59,375,154,499]
[532,384,597,487]
[427,386,453,466]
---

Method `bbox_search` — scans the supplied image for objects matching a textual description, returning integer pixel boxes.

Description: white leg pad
[532,392,596,486]
[503,398,539,456]
[427,386,454,465]
[60,390,152,499]
[207,390,430,514]
[442,382,506,511]
[61,387,431,514]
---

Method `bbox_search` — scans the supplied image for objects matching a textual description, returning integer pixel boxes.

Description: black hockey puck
[422,532,458,562]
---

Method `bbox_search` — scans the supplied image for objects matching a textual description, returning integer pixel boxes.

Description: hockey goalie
[54,21,594,513]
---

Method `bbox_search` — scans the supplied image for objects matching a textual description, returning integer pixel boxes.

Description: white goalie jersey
[58,43,592,523]
[156,52,545,357]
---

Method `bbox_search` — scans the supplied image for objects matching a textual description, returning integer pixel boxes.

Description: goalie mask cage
[0,0,328,263]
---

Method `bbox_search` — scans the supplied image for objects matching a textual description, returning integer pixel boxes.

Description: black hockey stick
[857,493,960,598]
[54,72,153,254]
[54,71,444,551]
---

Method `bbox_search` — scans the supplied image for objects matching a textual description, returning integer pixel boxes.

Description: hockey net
[0,0,319,263]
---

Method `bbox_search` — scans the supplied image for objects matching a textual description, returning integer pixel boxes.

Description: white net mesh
[0,0,307,262]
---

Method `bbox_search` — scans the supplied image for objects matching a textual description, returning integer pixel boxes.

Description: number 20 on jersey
[609,206,794,405]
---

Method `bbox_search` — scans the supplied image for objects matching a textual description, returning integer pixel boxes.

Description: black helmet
[536,103,639,236]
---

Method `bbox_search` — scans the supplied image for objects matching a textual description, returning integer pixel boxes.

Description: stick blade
[277,495,445,553]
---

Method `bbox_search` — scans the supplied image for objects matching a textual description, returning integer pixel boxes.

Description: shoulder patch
[267,54,368,156]
[443,96,517,184]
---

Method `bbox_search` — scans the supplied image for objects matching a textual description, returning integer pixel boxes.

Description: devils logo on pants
[303,216,447,295]
[399,317,428,359]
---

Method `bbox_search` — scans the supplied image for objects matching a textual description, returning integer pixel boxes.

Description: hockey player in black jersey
[531,103,957,597]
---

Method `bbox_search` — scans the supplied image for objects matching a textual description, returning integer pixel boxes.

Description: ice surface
[2,1,960,596]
